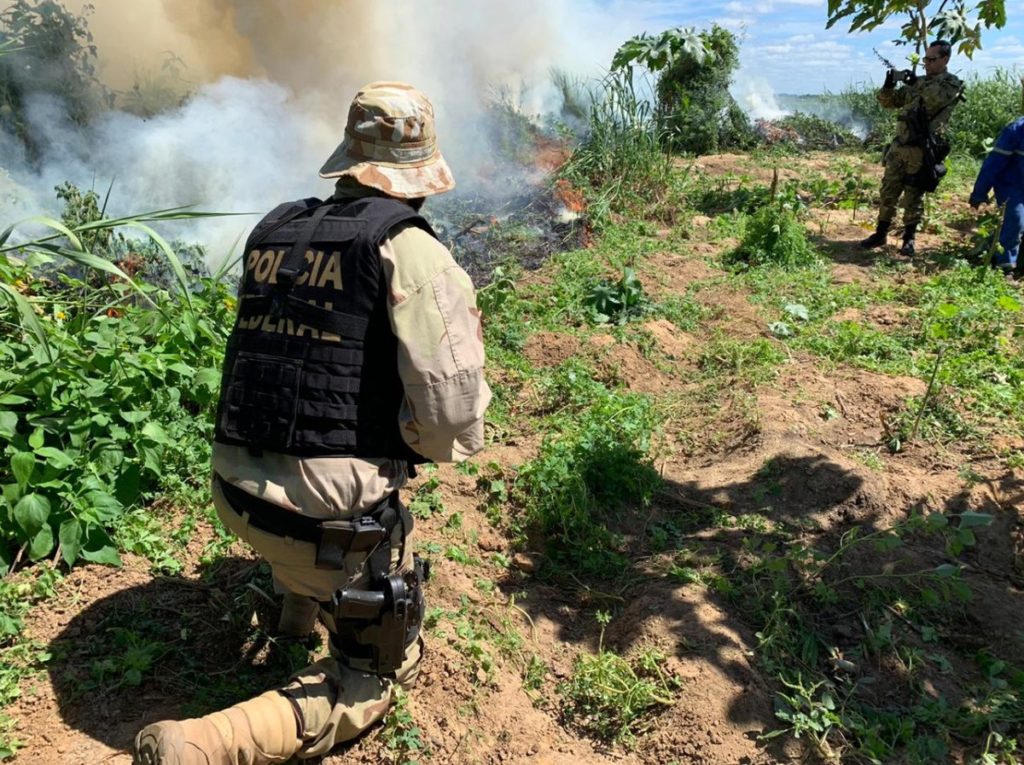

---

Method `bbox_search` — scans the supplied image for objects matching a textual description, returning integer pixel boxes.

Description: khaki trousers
[212,480,421,759]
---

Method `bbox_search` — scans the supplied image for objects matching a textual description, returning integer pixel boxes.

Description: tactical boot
[133,690,301,765]
[859,220,891,249]
[900,224,917,258]
[277,592,319,638]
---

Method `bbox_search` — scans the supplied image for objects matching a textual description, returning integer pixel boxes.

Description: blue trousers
[996,195,1024,269]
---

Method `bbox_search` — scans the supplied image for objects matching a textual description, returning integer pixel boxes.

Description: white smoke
[1,1,645,264]
[731,75,788,121]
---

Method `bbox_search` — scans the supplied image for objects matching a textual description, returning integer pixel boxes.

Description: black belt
[214,473,410,569]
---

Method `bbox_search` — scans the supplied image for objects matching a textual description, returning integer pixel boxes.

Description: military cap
[319,81,455,198]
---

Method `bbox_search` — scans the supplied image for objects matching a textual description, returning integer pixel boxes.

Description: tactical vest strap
[237,294,371,339]
[277,203,335,289]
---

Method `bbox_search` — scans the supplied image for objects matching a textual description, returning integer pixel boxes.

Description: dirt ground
[7,152,1024,764]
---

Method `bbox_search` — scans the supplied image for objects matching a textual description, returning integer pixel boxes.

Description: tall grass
[946,68,1022,157]
[560,70,671,222]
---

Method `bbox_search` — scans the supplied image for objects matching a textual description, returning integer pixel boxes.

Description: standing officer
[860,40,963,257]
[132,81,491,765]
[969,114,1024,278]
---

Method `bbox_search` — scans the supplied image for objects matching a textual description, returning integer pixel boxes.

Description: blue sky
[606,0,1024,96]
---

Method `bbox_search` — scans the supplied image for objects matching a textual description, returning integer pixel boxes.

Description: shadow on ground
[45,556,315,752]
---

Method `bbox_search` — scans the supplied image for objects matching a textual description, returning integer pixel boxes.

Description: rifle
[873,48,916,86]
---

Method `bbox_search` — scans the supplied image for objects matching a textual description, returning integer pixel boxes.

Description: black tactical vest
[214,195,437,463]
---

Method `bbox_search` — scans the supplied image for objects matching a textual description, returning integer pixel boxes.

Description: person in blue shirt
[970,116,1024,277]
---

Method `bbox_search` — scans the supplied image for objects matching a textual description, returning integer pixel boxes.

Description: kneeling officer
[132,81,491,765]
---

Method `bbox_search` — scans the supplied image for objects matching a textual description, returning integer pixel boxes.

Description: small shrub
[730,204,819,269]
[558,611,680,746]
[583,267,650,325]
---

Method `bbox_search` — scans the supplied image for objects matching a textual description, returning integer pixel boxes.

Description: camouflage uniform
[134,83,490,765]
[875,71,963,227]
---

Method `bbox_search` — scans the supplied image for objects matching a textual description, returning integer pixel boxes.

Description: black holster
[330,554,430,675]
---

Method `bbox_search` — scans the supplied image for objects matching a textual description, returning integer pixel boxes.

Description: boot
[133,690,302,765]
[277,593,319,638]
[900,223,917,257]
[859,219,891,249]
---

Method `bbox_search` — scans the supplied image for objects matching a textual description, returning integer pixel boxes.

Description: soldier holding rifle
[860,41,963,257]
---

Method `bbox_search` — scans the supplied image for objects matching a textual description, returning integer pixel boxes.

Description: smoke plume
[3,1,645,263]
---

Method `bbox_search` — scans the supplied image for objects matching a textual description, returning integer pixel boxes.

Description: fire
[553,179,586,214]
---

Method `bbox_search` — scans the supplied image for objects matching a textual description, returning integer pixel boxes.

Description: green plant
[618,24,753,155]
[826,0,1006,57]
[560,69,672,220]
[408,466,444,520]
[558,611,680,746]
[0,197,235,576]
[730,202,819,269]
[513,372,661,577]
[583,267,650,325]
[380,687,425,765]
[0,0,111,150]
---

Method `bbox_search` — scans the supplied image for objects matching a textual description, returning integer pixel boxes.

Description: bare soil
[7,152,1024,764]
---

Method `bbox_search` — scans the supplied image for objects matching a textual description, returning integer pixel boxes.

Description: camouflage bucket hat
[319,81,455,199]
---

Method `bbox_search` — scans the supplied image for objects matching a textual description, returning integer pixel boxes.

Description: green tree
[611,24,752,155]
[826,0,1007,57]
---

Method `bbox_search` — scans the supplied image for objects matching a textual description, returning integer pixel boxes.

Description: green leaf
[28,525,54,561]
[140,444,164,475]
[0,281,52,363]
[120,410,150,424]
[84,490,123,522]
[873,533,903,552]
[934,563,960,578]
[81,544,121,567]
[59,518,83,566]
[13,493,50,535]
[10,451,35,488]
[935,303,960,319]
[997,295,1021,312]
[28,428,44,449]
[958,512,994,529]
[0,410,16,438]
[0,394,28,406]
[141,421,170,445]
[35,446,75,470]
[195,367,222,391]
[784,303,810,321]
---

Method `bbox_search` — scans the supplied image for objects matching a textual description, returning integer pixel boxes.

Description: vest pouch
[218,351,303,451]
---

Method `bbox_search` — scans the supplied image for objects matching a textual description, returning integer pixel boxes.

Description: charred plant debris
[429,98,590,287]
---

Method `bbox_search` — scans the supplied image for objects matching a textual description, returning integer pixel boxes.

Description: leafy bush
[513,364,661,577]
[583,267,650,325]
[560,69,672,220]
[0,253,232,571]
[0,192,234,573]
[558,612,680,746]
[656,25,754,154]
[0,0,109,152]
[730,204,819,269]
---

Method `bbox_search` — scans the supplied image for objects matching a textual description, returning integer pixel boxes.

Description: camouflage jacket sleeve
[379,223,491,463]
[877,82,910,110]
